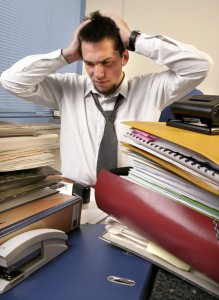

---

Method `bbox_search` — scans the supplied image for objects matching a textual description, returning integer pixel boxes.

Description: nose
[94,64,104,78]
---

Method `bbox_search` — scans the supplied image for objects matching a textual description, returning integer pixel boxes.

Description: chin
[95,85,117,96]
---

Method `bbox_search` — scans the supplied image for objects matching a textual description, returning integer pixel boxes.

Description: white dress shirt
[0,34,212,185]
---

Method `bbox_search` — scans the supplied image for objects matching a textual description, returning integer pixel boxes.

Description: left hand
[103,13,131,49]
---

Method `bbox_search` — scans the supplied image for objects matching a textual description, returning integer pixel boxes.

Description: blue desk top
[2,224,153,300]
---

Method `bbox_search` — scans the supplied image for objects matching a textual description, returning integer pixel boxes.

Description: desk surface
[2,224,153,300]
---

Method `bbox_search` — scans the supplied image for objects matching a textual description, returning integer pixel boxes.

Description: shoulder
[50,72,89,86]
[127,72,163,86]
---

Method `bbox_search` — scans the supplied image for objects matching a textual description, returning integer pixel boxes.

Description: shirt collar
[84,75,129,100]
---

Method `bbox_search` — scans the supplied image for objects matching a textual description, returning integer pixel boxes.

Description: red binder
[95,170,219,285]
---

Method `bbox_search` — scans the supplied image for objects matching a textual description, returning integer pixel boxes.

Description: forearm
[0,49,67,95]
[135,33,212,82]
[61,48,81,64]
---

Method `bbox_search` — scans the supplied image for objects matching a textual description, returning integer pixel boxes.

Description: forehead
[81,38,119,61]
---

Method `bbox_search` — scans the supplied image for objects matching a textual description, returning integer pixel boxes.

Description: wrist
[128,30,141,52]
[61,48,80,64]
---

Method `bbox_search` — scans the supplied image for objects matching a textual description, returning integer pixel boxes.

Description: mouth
[95,80,108,85]
[94,81,110,91]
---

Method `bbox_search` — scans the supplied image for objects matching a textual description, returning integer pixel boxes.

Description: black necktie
[91,92,123,177]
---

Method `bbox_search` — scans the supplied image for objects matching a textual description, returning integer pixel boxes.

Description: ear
[122,49,129,66]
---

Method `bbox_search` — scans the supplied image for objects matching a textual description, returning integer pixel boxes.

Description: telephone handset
[0,228,68,294]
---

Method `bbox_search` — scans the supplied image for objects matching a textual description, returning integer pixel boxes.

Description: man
[0,11,212,185]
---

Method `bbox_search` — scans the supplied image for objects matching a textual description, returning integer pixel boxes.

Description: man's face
[81,38,129,95]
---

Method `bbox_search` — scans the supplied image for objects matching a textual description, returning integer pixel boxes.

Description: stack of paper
[0,121,37,137]
[0,147,55,171]
[0,121,61,212]
[95,169,219,296]
[0,121,60,171]
[0,122,82,245]
[0,121,60,137]
[121,122,219,220]
[0,166,62,213]
[94,122,219,298]
[104,216,190,271]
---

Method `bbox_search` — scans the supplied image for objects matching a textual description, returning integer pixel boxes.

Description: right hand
[61,19,91,64]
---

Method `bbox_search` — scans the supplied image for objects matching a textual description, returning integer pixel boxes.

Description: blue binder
[2,224,154,300]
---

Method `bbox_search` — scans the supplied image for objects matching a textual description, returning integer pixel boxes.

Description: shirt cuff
[135,34,156,57]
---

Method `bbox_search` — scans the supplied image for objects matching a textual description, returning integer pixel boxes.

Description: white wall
[86,0,219,95]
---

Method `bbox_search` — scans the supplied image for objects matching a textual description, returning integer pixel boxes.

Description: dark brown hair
[79,11,125,57]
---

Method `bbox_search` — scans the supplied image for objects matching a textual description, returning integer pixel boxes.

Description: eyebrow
[83,57,114,65]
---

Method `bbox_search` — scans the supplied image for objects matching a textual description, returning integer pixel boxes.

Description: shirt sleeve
[134,34,213,108]
[136,34,212,76]
[0,49,68,107]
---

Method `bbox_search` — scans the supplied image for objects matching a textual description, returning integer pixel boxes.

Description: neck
[103,72,125,97]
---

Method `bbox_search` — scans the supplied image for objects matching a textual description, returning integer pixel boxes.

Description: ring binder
[213,219,219,242]
[95,170,219,286]
[124,131,219,185]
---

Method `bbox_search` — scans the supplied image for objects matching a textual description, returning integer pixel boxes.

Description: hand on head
[103,13,131,49]
[62,11,133,64]
[61,18,91,64]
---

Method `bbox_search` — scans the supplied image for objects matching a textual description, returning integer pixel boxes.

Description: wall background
[86,0,219,95]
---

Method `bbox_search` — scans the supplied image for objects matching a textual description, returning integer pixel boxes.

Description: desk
[2,224,154,300]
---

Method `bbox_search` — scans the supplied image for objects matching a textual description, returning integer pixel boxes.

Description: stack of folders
[95,170,219,298]
[0,166,63,213]
[122,121,219,221]
[0,122,82,244]
[0,166,82,245]
[95,121,219,298]
[0,121,62,213]
[0,121,60,171]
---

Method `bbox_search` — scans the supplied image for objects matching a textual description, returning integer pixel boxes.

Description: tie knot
[102,110,116,122]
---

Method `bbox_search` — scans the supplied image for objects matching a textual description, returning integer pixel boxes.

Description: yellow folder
[123,122,219,165]
[122,122,219,195]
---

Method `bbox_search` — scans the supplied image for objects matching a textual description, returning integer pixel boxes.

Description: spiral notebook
[122,122,219,195]
[122,151,219,219]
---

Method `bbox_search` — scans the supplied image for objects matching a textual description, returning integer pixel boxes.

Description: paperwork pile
[95,122,219,298]
[122,121,219,220]
[0,121,61,212]
[0,121,60,171]
[0,122,82,245]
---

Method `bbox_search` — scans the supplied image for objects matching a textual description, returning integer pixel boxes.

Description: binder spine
[95,170,219,284]
[213,219,219,243]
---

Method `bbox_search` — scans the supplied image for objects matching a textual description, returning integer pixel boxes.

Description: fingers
[103,13,131,48]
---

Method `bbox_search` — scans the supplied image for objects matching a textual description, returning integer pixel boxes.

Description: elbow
[0,71,12,91]
[201,54,214,79]
[192,55,213,84]
[0,71,29,95]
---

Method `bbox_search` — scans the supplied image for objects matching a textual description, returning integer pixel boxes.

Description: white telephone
[0,228,68,294]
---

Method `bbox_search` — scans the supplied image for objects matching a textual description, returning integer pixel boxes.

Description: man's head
[79,11,125,57]
[79,11,129,95]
